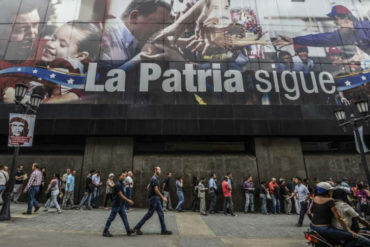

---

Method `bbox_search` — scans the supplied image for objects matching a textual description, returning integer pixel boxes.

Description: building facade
[0,0,369,210]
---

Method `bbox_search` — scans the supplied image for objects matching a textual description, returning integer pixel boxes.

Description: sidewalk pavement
[0,203,309,247]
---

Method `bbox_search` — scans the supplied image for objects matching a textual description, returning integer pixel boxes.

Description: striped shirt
[25,169,42,191]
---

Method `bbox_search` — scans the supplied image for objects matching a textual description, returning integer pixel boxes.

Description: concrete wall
[132,154,258,212]
[255,138,307,181]
[304,154,369,184]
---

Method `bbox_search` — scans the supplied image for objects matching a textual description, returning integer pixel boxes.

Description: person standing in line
[44,173,62,213]
[280,179,292,214]
[104,173,115,209]
[258,181,269,215]
[133,166,172,235]
[191,176,200,212]
[0,165,9,203]
[243,175,255,213]
[222,176,235,216]
[162,172,173,211]
[124,171,134,211]
[102,171,134,237]
[91,171,103,208]
[23,163,42,215]
[269,178,280,214]
[61,168,71,196]
[12,165,26,203]
[357,184,369,218]
[78,169,95,210]
[175,176,184,212]
[62,170,76,209]
[198,177,208,216]
[226,172,234,214]
[208,173,218,214]
[37,167,47,203]
[289,177,310,227]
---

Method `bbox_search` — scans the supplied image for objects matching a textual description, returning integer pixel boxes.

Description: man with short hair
[208,173,218,214]
[198,177,208,216]
[78,170,95,210]
[23,163,42,214]
[292,44,314,74]
[134,166,172,235]
[289,177,310,227]
[91,171,103,208]
[61,168,71,196]
[62,170,76,209]
[269,178,280,214]
[162,172,173,211]
[222,176,235,216]
[124,171,134,210]
[101,0,172,68]
[243,175,255,213]
[12,165,26,203]
[102,171,134,237]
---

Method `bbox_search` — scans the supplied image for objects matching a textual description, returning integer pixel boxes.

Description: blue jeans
[27,186,40,213]
[104,206,130,233]
[298,201,308,225]
[135,196,167,232]
[176,191,184,211]
[259,194,267,214]
[79,192,92,208]
[245,192,255,212]
[310,224,370,247]
[92,187,99,207]
[126,187,133,209]
[271,194,280,213]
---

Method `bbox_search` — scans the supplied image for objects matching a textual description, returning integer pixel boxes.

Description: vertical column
[255,138,307,182]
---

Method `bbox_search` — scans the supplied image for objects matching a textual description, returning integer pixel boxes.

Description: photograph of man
[9,117,29,137]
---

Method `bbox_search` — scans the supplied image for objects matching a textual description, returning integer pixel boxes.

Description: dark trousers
[208,191,217,213]
[192,194,200,212]
[104,205,130,233]
[27,186,40,213]
[104,193,113,207]
[126,188,133,209]
[135,196,167,232]
[310,224,370,247]
[298,201,308,225]
[223,197,234,215]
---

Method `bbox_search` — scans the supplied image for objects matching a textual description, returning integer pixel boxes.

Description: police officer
[274,5,370,56]
[102,171,134,237]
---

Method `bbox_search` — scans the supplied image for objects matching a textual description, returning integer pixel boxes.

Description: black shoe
[161,230,172,235]
[22,212,32,215]
[34,207,40,213]
[134,228,143,235]
[296,224,302,227]
[86,206,92,210]
[102,231,113,237]
[127,229,134,236]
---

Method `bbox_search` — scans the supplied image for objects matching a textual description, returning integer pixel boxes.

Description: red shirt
[222,180,231,197]
[269,181,279,194]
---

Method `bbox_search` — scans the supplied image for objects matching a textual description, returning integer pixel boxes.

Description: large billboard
[0,0,369,106]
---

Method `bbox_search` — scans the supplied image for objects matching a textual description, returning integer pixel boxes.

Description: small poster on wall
[8,114,36,147]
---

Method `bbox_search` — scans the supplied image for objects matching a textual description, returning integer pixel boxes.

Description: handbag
[266,192,272,200]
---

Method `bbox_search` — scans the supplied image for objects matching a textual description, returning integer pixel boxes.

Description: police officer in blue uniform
[102,171,134,237]
[275,5,370,56]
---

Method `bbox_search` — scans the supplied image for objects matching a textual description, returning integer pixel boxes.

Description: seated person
[310,182,370,246]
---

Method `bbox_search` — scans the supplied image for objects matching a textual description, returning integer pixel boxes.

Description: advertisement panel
[0,0,369,106]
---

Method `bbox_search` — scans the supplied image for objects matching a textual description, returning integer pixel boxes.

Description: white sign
[8,114,36,147]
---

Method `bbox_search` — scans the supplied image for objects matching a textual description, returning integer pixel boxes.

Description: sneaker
[161,230,172,235]
[86,206,92,210]
[134,228,143,235]
[57,210,62,214]
[127,229,134,236]
[201,213,208,216]
[231,214,237,217]
[102,231,113,237]
[296,223,302,227]
[22,212,32,215]
[34,207,40,213]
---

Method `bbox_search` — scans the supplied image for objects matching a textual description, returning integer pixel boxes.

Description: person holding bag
[44,173,62,213]
[259,181,269,214]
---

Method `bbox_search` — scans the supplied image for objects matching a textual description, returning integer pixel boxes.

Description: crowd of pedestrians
[1,162,369,229]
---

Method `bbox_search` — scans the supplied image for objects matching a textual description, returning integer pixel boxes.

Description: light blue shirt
[66,174,75,192]
[209,178,217,191]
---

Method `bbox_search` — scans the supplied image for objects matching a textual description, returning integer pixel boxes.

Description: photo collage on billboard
[0,0,369,105]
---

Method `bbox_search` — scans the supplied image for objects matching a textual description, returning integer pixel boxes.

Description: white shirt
[332,200,359,230]
[0,170,9,186]
[294,184,309,203]
[92,174,101,186]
